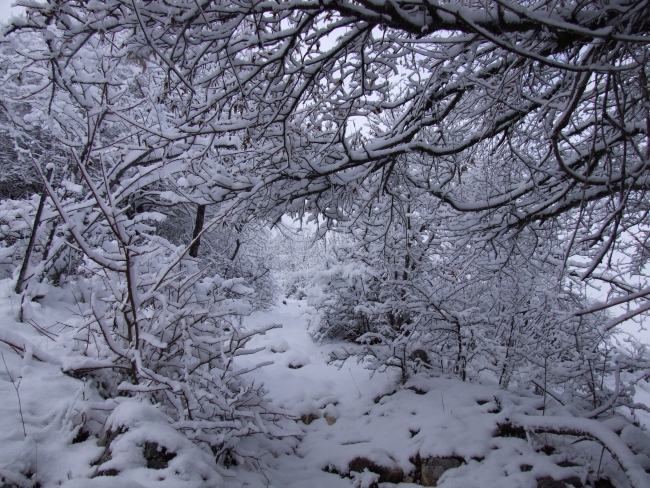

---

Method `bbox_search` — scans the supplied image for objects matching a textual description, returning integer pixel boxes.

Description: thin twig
[348,368,362,399]
[596,444,606,479]
[1,350,27,437]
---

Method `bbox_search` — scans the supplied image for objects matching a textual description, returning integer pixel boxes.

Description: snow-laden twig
[0,329,60,365]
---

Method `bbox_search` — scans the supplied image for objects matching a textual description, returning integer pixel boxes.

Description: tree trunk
[15,167,52,295]
[189,204,206,258]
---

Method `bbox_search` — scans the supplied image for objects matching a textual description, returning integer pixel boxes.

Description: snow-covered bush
[0,194,73,290]
[157,206,278,310]
[308,180,650,418]
[0,160,284,460]
[67,235,280,456]
[0,25,286,463]
[308,256,383,343]
[0,197,43,279]
[269,222,328,299]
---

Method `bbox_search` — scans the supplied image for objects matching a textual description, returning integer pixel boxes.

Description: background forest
[1,1,650,487]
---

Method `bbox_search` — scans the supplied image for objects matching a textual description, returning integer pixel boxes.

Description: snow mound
[91,400,222,487]
[268,337,289,353]
[286,351,311,369]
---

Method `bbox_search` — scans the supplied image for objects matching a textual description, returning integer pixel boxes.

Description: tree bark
[15,167,52,295]
[189,204,206,258]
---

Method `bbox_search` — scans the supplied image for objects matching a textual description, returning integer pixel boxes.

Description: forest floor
[0,281,649,488]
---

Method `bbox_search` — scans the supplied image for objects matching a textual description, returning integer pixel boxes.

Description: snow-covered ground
[232,302,650,488]
[1,281,649,487]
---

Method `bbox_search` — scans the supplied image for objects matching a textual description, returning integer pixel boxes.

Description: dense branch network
[3,0,650,319]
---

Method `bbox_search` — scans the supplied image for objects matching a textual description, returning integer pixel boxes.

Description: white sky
[0,0,24,23]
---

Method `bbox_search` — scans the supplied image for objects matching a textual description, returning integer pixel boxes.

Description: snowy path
[232,301,556,488]
[231,299,392,487]
[232,300,650,488]
[242,299,384,413]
